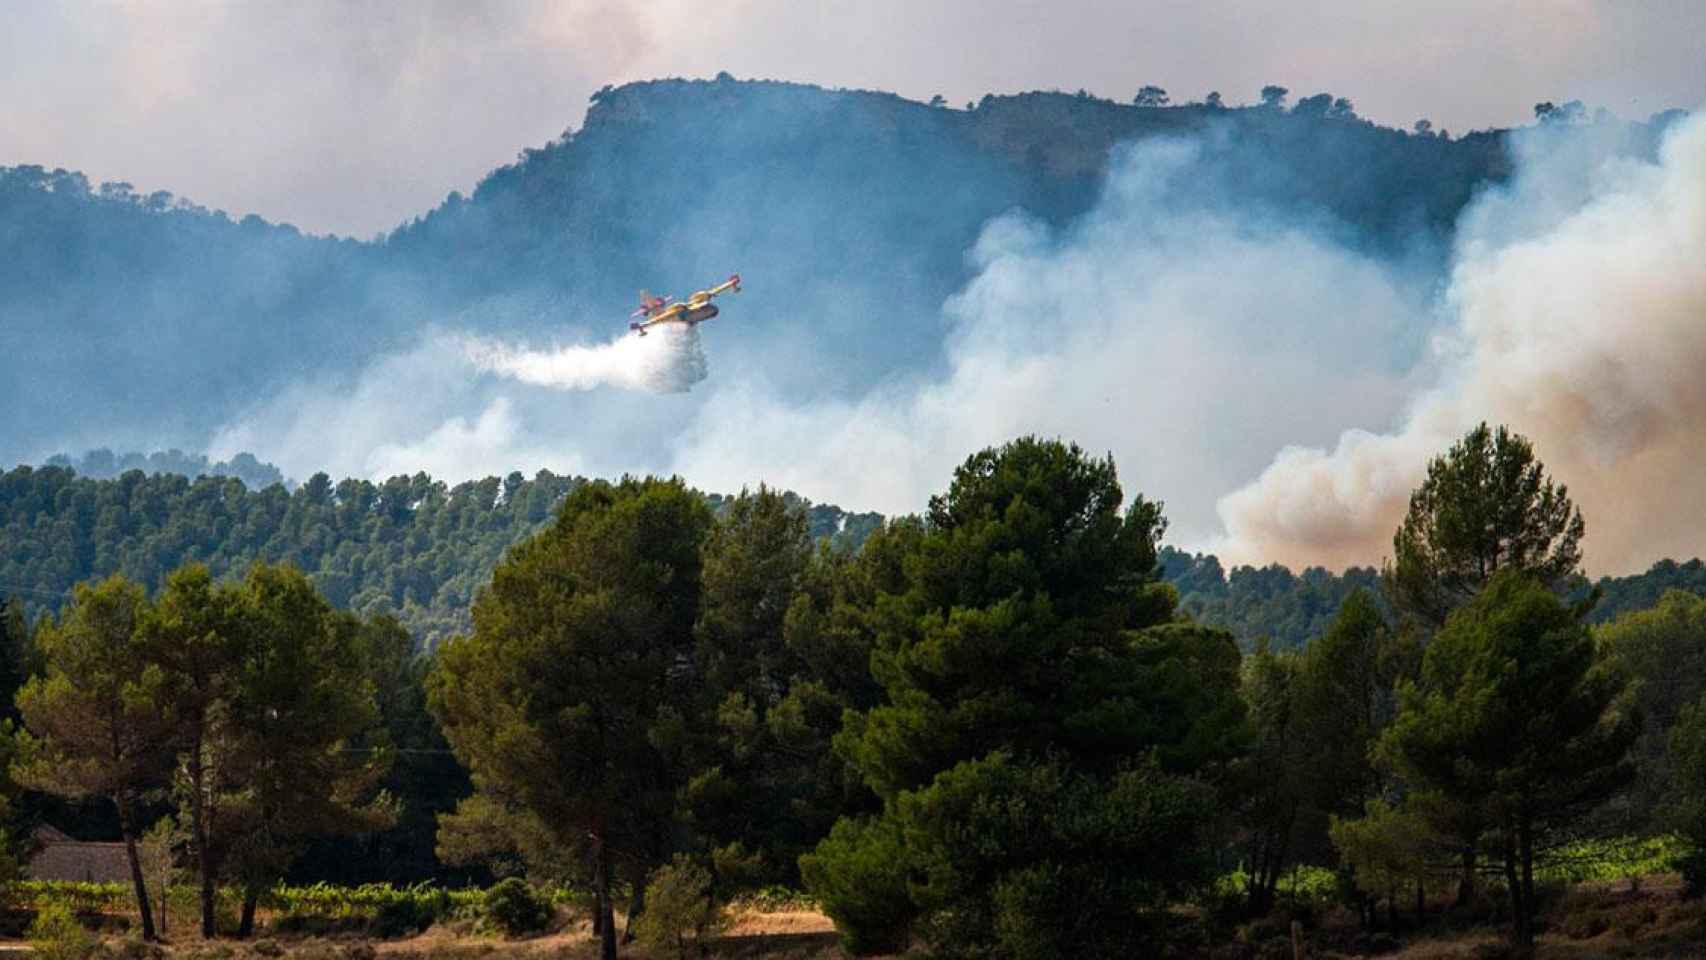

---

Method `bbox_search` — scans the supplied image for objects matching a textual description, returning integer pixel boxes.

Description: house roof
[26,827,134,884]
[32,825,73,845]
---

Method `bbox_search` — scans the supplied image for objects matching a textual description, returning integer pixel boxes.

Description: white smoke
[202,114,1706,580]
[207,325,703,485]
[466,323,708,394]
[1218,112,1706,574]
[667,139,1427,542]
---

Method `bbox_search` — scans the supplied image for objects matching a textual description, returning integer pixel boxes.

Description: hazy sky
[4,0,1703,238]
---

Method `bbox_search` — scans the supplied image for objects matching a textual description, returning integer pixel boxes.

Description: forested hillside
[0,461,1695,650]
[1160,546,1701,646]
[42,448,285,488]
[0,464,880,646]
[2,77,1531,466]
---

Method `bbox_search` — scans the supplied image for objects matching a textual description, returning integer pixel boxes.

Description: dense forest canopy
[0,461,1696,650]
[0,463,879,647]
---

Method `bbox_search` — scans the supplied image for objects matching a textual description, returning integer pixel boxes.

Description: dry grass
[1372,874,1706,960]
[11,873,1704,960]
[75,905,854,960]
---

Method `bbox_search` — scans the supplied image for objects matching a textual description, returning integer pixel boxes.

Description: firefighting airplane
[628,274,741,335]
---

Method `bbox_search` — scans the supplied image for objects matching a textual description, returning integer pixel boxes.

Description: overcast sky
[3,0,1703,237]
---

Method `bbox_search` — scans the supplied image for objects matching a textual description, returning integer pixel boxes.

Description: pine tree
[1380,572,1637,947]
[430,478,713,960]
[15,576,173,940]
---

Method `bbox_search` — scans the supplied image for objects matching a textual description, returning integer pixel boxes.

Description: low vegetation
[2,425,1706,957]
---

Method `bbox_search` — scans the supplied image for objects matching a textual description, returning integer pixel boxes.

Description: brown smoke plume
[1218,113,1706,575]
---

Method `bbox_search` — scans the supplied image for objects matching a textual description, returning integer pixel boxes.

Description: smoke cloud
[207,324,711,484]
[198,111,1706,579]
[663,138,1427,545]
[1218,112,1706,574]
[466,324,709,394]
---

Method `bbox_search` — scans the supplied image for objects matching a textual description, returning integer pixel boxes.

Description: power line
[0,579,75,600]
[337,747,458,756]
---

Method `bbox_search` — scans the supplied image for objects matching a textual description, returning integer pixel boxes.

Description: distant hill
[0,463,879,647]
[1,77,1546,466]
[1158,546,1706,649]
[43,449,285,489]
[0,459,1694,652]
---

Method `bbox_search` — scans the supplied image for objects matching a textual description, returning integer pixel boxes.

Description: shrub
[739,886,817,912]
[372,898,435,939]
[479,878,551,937]
[1557,909,1609,940]
[110,932,164,960]
[799,816,915,956]
[213,900,239,938]
[634,856,726,958]
[269,914,335,937]
[1611,901,1658,939]
[28,902,95,960]
[896,755,1217,959]
[1677,848,1706,899]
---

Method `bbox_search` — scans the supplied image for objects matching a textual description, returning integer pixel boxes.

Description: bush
[1611,901,1658,939]
[479,878,551,937]
[110,933,164,960]
[268,914,336,937]
[1677,848,1706,899]
[28,902,95,960]
[739,886,817,912]
[634,856,726,958]
[372,897,436,939]
[800,816,915,956]
[896,754,1217,959]
[1557,909,1609,940]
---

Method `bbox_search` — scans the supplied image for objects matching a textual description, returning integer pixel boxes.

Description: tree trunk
[1248,881,1274,918]
[1503,831,1531,950]
[1518,820,1536,950]
[1247,819,1291,918]
[1454,844,1477,908]
[237,886,260,939]
[1415,879,1425,923]
[115,791,158,941]
[1386,883,1398,932]
[189,743,216,938]
[596,835,617,960]
[622,873,645,944]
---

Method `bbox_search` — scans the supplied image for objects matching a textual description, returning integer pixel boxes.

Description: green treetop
[808,438,1246,957]
[1387,423,1584,629]
[430,477,713,960]
[1379,571,1637,948]
[15,575,173,940]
